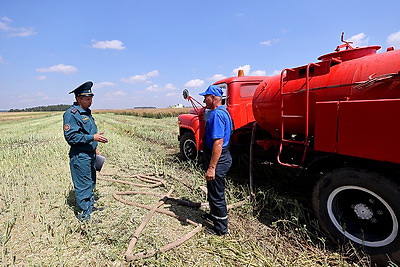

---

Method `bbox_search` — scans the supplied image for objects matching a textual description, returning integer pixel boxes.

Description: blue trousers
[204,149,232,233]
[69,151,96,220]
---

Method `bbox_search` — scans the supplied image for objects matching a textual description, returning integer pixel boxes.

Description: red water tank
[252,45,400,137]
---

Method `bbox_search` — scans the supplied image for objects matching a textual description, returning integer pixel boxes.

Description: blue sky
[1,0,400,110]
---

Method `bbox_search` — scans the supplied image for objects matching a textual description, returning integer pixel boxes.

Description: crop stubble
[0,111,369,266]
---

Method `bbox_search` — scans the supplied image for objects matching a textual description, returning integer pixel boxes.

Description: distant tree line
[9,104,71,112]
[134,106,156,109]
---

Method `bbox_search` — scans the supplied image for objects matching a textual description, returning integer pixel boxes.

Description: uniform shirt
[63,102,98,153]
[204,106,232,150]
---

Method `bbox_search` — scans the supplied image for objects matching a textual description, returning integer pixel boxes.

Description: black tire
[312,168,400,262]
[180,132,198,161]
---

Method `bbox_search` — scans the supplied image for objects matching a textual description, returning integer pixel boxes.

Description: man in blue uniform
[200,85,233,235]
[63,81,108,221]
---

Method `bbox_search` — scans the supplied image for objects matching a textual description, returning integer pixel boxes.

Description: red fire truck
[178,34,400,262]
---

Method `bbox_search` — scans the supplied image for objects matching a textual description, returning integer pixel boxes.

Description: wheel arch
[179,126,194,137]
[303,153,400,186]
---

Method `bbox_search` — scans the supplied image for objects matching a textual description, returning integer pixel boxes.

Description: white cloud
[92,39,126,50]
[0,17,36,37]
[9,27,36,37]
[348,33,369,47]
[121,70,159,84]
[146,83,178,92]
[232,65,266,76]
[0,55,4,63]
[165,83,177,90]
[146,84,161,92]
[105,90,126,97]
[36,64,77,74]
[260,39,279,46]
[270,70,281,76]
[387,31,400,49]
[166,92,179,97]
[1,16,12,23]
[260,40,272,46]
[17,91,49,103]
[93,81,117,89]
[114,91,126,96]
[207,74,226,82]
[251,70,267,76]
[36,75,47,80]
[184,79,204,88]
[146,70,159,77]
[0,21,11,31]
[122,74,148,84]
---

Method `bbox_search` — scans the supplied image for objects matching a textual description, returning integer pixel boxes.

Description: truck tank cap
[318,45,381,62]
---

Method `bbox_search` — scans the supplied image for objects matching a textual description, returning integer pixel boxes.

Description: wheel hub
[353,203,374,220]
[183,139,197,160]
[323,174,399,248]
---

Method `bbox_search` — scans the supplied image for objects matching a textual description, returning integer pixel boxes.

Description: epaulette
[71,108,78,114]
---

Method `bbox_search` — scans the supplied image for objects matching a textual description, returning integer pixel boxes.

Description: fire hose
[98,173,248,262]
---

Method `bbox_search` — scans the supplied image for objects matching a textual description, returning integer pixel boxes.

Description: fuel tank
[252,44,400,137]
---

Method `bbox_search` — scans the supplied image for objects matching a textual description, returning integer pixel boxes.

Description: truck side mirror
[182,89,189,100]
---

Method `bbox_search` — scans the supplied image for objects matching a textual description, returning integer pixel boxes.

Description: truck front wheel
[180,132,198,161]
[312,168,400,262]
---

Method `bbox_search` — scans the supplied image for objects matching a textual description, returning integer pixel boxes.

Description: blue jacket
[63,102,98,153]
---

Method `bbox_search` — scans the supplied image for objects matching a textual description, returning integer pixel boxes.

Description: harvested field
[93,107,192,119]
[0,111,60,121]
[0,111,371,266]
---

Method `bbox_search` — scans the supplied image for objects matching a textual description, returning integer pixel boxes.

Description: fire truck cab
[178,73,265,161]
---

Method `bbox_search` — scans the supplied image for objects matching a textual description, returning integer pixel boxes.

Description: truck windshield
[216,83,228,106]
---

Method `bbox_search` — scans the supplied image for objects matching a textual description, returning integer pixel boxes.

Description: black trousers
[203,148,232,233]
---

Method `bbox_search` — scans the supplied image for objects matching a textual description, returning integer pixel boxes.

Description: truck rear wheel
[312,168,400,262]
[180,132,198,161]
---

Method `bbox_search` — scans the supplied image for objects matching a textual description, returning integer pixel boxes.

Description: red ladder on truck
[277,63,319,168]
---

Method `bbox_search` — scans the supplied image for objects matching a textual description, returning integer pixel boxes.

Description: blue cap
[69,81,94,97]
[199,85,223,97]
